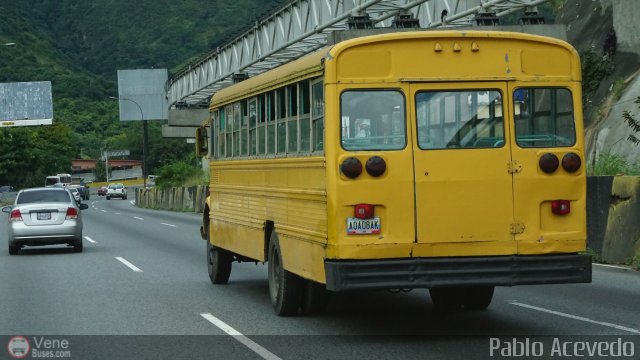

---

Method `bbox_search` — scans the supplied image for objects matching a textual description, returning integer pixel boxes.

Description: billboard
[0,81,53,127]
[116,69,168,121]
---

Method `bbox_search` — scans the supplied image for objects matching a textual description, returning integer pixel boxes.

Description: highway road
[1,196,639,359]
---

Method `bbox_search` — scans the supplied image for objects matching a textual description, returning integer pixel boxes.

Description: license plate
[37,212,51,220]
[347,217,381,235]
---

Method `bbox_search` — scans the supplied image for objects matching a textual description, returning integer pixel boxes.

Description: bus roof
[210,30,578,110]
[211,48,327,108]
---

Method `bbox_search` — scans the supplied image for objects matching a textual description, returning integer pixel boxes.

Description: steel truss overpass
[167,0,551,116]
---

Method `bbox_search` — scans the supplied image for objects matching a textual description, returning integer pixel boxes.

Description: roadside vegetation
[588,153,640,176]
[0,0,282,189]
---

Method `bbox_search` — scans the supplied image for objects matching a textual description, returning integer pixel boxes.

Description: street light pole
[109,96,147,189]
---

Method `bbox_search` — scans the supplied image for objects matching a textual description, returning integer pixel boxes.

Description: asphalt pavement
[1,197,639,359]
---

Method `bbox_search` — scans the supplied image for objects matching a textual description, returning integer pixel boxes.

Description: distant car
[68,187,81,204]
[0,185,14,193]
[2,187,89,254]
[106,183,127,200]
[97,186,108,196]
[68,184,89,200]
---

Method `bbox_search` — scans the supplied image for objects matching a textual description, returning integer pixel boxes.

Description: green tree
[156,161,202,188]
[0,124,74,188]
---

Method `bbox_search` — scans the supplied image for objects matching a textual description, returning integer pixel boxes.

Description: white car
[68,187,82,204]
[106,183,127,200]
[3,187,89,254]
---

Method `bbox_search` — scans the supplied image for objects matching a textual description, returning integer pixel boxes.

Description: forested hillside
[0,0,282,187]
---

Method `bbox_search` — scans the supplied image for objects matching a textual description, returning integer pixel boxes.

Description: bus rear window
[416,90,505,149]
[514,88,576,147]
[340,90,405,151]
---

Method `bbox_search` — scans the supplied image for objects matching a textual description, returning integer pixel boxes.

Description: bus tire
[300,280,330,315]
[207,238,232,284]
[429,287,464,311]
[462,286,494,310]
[268,233,303,316]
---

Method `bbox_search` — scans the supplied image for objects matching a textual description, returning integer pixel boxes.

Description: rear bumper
[324,254,592,291]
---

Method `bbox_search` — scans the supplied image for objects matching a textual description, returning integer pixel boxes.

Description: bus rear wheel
[268,232,303,316]
[462,286,494,310]
[300,280,330,315]
[429,287,464,311]
[207,239,232,284]
[429,286,494,311]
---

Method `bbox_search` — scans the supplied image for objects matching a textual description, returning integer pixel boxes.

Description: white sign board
[116,69,168,121]
[0,81,53,127]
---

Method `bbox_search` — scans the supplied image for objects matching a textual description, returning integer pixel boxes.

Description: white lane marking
[200,313,281,360]
[130,200,136,206]
[133,216,144,221]
[593,263,631,270]
[101,210,107,213]
[115,212,121,215]
[161,223,177,227]
[84,236,97,244]
[115,257,143,272]
[510,302,640,334]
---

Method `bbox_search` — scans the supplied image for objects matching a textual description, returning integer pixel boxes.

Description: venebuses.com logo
[6,336,71,359]
[6,336,30,359]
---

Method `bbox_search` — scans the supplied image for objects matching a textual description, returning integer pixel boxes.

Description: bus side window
[267,91,276,155]
[311,80,324,152]
[277,87,287,154]
[225,105,233,158]
[249,99,257,156]
[287,83,298,154]
[299,80,311,153]
[258,94,266,155]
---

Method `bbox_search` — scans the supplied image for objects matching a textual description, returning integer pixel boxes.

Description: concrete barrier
[135,185,207,213]
[137,177,640,265]
[600,176,640,263]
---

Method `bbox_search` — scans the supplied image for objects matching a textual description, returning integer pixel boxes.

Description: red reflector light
[562,152,582,173]
[354,204,374,219]
[539,153,559,174]
[66,207,79,219]
[341,157,363,179]
[551,200,571,215]
[9,209,22,222]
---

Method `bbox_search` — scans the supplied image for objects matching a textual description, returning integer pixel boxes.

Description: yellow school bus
[196,30,591,316]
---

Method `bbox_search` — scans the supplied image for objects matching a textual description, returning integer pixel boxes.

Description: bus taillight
[539,153,559,174]
[341,157,363,179]
[551,200,570,215]
[562,153,581,173]
[365,156,386,177]
[354,204,374,219]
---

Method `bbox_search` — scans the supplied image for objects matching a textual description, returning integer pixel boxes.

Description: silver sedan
[2,187,89,255]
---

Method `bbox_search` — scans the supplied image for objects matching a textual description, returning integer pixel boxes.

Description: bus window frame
[512,86,577,149]
[414,88,506,151]
[339,87,408,152]
[310,78,325,154]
